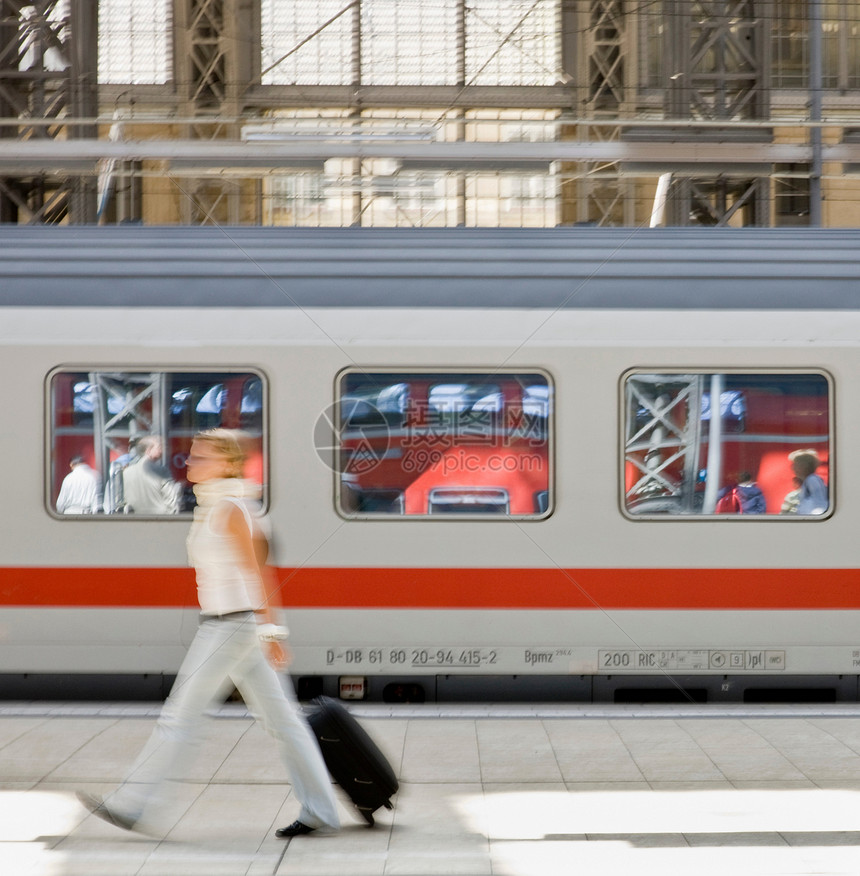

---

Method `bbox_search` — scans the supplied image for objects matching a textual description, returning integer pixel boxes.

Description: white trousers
[109,612,340,830]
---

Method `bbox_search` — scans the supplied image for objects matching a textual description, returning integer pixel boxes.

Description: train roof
[1,226,859,309]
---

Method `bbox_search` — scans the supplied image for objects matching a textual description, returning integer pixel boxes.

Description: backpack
[715,488,741,514]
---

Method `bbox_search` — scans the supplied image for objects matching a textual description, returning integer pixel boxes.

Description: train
[1,224,859,704]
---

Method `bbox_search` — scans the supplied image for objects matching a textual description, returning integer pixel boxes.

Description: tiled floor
[4,702,860,874]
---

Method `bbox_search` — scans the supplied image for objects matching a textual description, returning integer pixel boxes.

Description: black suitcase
[307,696,399,826]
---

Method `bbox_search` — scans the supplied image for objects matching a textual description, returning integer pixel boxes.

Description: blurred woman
[78,428,339,838]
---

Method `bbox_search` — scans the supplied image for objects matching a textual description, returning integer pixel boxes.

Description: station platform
[4,701,860,875]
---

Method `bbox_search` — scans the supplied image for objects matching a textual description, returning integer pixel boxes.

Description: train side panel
[1,307,859,698]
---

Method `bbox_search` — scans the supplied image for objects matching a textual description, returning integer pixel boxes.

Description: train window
[623,371,831,518]
[48,369,266,517]
[336,370,552,518]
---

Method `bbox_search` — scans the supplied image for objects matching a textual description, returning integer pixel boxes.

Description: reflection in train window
[428,487,510,514]
[49,369,266,517]
[337,370,552,518]
[623,371,831,518]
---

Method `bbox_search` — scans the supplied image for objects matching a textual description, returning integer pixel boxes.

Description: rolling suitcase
[307,696,398,826]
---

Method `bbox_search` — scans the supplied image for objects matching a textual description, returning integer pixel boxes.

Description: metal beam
[0,137,850,170]
[809,0,823,226]
[99,82,584,112]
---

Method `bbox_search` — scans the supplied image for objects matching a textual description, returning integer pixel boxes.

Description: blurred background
[0,1,857,228]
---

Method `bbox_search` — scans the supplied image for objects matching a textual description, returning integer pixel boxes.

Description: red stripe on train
[0,567,858,609]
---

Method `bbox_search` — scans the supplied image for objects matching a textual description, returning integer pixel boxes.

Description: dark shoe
[76,791,138,832]
[276,820,316,838]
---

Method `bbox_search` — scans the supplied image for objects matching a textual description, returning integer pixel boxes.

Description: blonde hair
[193,428,248,478]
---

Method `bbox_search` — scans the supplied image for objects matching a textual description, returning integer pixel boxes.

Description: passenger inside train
[625,372,831,517]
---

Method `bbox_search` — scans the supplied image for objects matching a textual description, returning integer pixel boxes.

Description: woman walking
[78,428,339,838]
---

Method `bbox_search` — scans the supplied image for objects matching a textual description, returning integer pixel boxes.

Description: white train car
[1,226,858,703]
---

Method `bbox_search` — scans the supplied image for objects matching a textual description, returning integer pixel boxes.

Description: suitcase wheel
[357,806,375,827]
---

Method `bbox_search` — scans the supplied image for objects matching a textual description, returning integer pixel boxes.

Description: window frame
[619,367,834,521]
[46,365,269,520]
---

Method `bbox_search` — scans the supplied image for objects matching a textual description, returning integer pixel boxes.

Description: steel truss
[663,0,771,226]
[625,374,704,515]
[567,1,634,226]
[673,176,769,227]
[172,0,261,225]
[0,0,97,223]
[90,371,168,513]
